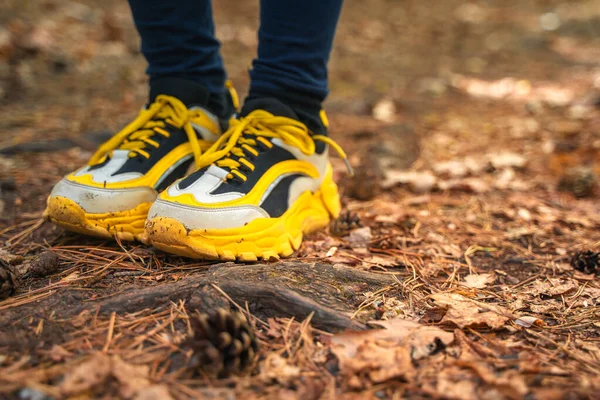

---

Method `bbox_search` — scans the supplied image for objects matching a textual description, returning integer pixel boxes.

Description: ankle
[148,77,235,121]
[245,89,327,135]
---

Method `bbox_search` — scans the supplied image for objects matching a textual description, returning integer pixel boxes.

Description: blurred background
[0,0,599,214]
[2,3,600,397]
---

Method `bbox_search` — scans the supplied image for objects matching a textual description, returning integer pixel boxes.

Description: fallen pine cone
[29,250,60,277]
[346,153,383,201]
[557,166,597,198]
[330,211,362,237]
[186,308,258,378]
[0,258,19,300]
[570,250,599,275]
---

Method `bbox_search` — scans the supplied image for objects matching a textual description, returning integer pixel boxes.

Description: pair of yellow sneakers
[44,81,348,261]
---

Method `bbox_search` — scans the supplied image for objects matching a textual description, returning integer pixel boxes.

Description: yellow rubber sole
[43,196,151,243]
[146,177,341,261]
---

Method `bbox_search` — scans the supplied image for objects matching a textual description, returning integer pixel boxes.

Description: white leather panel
[269,140,329,208]
[50,179,157,213]
[190,105,221,141]
[270,139,328,177]
[148,199,269,230]
[74,150,143,184]
[166,165,243,204]
[154,154,192,190]
[286,176,321,208]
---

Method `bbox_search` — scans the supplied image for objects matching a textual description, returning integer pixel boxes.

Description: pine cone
[347,154,383,201]
[29,251,59,277]
[186,308,258,378]
[557,167,597,198]
[0,258,19,300]
[570,250,599,275]
[330,211,362,237]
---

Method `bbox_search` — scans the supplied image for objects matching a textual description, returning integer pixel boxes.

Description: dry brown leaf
[260,353,301,383]
[47,345,73,362]
[333,319,454,358]
[265,318,285,339]
[528,388,572,400]
[60,353,111,396]
[440,244,464,258]
[514,315,544,328]
[134,385,175,400]
[433,160,470,178]
[530,278,578,297]
[422,261,447,278]
[529,302,561,314]
[578,340,600,361]
[325,246,338,257]
[443,332,530,398]
[326,254,361,265]
[430,367,479,400]
[438,177,490,193]
[0,248,21,265]
[344,227,373,244]
[573,270,596,281]
[362,255,401,267]
[369,319,455,359]
[462,273,495,289]
[563,216,594,228]
[431,292,511,330]
[111,356,153,399]
[60,271,80,283]
[453,328,489,361]
[331,319,454,388]
[59,354,171,399]
[372,98,396,122]
[336,339,414,389]
[493,168,515,189]
[488,152,527,169]
[466,361,528,398]
[382,170,437,193]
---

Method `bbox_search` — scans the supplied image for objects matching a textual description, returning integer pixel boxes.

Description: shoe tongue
[240,97,299,120]
[149,77,210,107]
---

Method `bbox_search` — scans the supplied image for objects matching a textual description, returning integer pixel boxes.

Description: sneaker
[145,98,352,260]
[44,78,239,243]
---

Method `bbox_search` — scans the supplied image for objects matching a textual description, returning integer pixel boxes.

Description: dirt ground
[1,0,600,399]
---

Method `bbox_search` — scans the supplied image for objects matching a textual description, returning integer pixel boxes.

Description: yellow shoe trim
[159,159,322,208]
[89,95,219,169]
[44,196,151,243]
[67,142,204,190]
[225,80,240,110]
[146,173,341,260]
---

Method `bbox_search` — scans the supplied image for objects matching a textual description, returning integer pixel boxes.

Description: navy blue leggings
[128,0,343,108]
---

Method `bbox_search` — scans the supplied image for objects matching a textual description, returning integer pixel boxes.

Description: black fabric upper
[112,125,189,176]
[259,174,304,217]
[88,155,111,171]
[241,97,327,154]
[241,95,327,136]
[150,77,235,124]
[89,77,234,189]
[209,145,297,195]
[149,77,210,108]
[174,97,325,214]
[155,157,194,192]
[240,97,299,120]
[177,166,209,190]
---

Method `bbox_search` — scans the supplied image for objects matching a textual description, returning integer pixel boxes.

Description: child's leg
[248,0,344,132]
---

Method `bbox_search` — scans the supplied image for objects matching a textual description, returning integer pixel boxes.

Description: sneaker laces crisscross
[196,109,353,183]
[88,95,211,167]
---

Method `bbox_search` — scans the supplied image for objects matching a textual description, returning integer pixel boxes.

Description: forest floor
[1,0,600,399]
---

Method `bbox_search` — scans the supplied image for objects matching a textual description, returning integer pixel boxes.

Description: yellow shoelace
[196,109,353,182]
[88,95,210,167]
